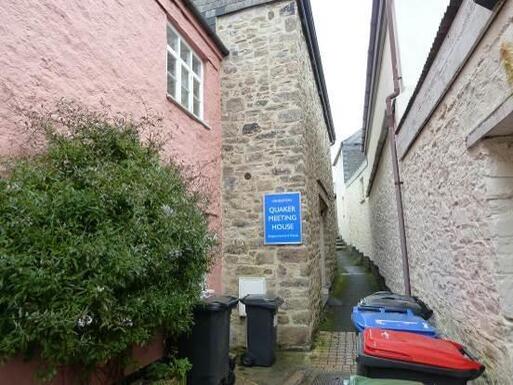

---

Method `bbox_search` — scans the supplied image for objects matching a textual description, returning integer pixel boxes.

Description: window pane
[180,41,191,65]
[193,98,200,117]
[167,26,178,51]
[192,55,201,75]
[181,88,190,108]
[167,74,176,97]
[193,78,200,98]
[167,51,176,76]
[181,65,190,108]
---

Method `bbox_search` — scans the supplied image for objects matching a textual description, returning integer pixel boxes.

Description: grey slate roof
[341,130,365,183]
[190,0,336,145]
[182,0,229,55]
[192,0,276,28]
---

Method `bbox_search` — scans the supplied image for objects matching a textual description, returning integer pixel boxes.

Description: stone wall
[483,137,513,380]
[340,1,513,382]
[367,139,404,294]
[356,2,513,383]
[297,13,338,335]
[215,0,336,349]
[397,3,513,381]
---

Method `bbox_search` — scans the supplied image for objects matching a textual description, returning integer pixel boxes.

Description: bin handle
[447,340,479,362]
[460,346,479,362]
[357,305,408,314]
[356,305,382,312]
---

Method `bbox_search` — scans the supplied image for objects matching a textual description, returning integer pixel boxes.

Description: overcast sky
[310,0,448,159]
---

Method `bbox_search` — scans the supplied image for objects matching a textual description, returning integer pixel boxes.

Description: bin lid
[359,291,433,320]
[197,295,239,312]
[352,306,437,337]
[349,375,422,385]
[362,328,483,372]
[240,294,283,309]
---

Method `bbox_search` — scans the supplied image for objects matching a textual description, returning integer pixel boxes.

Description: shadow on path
[319,247,381,332]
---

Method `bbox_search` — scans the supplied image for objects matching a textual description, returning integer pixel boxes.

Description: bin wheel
[223,371,236,385]
[240,352,255,367]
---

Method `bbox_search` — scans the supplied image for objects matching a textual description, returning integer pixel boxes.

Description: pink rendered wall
[0,0,224,292]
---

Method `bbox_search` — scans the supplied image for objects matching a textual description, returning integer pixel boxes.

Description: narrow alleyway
[320,244,382,332]
[235,242,383,385]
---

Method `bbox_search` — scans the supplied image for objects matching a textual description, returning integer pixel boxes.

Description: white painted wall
[333,152,346,238]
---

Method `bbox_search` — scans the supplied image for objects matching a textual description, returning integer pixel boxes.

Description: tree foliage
[0,102,214,375]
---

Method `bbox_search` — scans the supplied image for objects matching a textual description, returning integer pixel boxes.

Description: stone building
[192,0,338,348]
[339,0,513,383]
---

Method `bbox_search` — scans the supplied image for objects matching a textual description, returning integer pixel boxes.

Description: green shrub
[146,357,191,385]
[0,102,214,376]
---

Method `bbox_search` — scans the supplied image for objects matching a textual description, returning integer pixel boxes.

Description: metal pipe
[385,0,411,295]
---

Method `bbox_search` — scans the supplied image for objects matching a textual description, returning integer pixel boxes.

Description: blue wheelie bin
[351,306,437,337]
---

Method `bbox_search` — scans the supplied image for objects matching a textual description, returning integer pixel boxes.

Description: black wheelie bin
[178,295,238,385]
[240,295,283,367]
[358,291,433,320]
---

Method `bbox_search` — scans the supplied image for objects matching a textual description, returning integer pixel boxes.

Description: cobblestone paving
[310,331,358,374]
[235,247,379,385]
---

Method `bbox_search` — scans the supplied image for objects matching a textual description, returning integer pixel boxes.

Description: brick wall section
[0,0,225,291]
[216,0,336,349]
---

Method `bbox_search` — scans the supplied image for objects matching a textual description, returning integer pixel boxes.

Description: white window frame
[166,24,204,120]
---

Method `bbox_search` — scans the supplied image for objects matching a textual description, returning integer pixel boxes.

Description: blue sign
[263,192,302,245]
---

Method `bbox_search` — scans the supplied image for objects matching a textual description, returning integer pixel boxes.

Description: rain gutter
[385,0,411,295]
[297,0,336,144]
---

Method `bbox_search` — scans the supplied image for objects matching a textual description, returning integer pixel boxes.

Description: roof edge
[333,141,343,166]
[361,0,385,152]
[396,0,463,132]
[183,0,229,56]
[297,0,336,145]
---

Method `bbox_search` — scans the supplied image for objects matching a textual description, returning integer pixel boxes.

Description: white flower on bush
[121,318,134,327]
[161,204,175,217]
[168,249,183,260]
[7,182,20,192]
[77,314,93,328]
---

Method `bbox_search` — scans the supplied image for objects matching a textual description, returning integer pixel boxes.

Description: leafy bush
[0,102,214,376]
[146,358,191,385]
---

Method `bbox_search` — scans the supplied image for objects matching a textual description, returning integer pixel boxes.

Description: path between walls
[235,246,383,385]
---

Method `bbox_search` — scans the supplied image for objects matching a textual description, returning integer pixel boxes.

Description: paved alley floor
[320,248,381,332]
[235,246,382,385]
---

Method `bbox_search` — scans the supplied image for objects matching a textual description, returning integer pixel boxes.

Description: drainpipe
[385,0,411,295]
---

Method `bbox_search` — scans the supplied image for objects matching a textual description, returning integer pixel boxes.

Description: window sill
[166,94,211,130]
